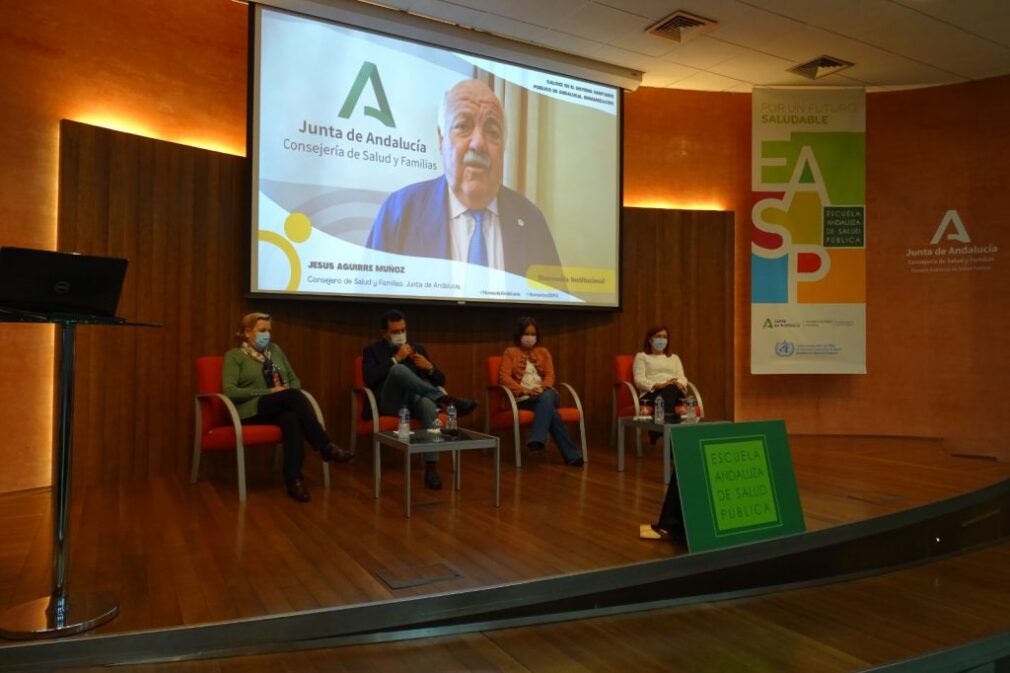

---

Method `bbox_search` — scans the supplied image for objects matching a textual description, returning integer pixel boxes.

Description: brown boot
[321,442,354,463]
[286,478,310,502]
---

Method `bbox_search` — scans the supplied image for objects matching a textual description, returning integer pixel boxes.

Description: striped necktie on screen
[466,209,488,266]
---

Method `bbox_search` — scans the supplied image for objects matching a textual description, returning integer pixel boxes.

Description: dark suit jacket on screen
[365,176,564,281]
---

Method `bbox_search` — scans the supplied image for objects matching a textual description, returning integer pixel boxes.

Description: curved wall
[624,78,1010,458]
[0,0,1007,492]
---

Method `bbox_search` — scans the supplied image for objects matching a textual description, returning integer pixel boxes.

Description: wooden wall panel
[57,121,733,489]
[0,0,248,494]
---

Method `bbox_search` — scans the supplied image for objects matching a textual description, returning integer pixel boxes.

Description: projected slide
[252,7,621,307]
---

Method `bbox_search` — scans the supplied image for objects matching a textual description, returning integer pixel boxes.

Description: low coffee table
[616,416,728,484]
[373,428,500,517]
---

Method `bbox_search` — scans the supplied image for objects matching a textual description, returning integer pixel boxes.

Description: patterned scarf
[241,342,284,388]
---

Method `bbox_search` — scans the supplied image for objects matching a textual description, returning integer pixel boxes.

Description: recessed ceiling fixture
[646,10,717,43]
[789,55,855,80]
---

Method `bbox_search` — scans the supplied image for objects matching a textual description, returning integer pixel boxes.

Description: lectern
[0,247,154,639]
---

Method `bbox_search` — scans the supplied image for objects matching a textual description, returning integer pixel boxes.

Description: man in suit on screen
[366,79,564,281]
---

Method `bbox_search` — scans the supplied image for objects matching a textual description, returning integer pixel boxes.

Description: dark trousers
[639,385,687,414]
[640,386,687,443]
[377,364,441,463]
[243,389,330,482]
[517,388,582,464]
[655,478,684,532]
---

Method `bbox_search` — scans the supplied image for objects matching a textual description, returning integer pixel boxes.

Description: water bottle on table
[446,402,458,433]
[653,395,665,424]
[397,405,411,440]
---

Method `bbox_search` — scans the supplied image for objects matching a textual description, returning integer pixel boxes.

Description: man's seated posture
[362,309,478,489]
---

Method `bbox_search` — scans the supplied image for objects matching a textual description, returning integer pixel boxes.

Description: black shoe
[567,457,584,468]
[526,440,545,453]
[424,463,442,490]
[321,442,354,463]
[286,478,310,502]
[653,522,687,544]
[440,396,478,416]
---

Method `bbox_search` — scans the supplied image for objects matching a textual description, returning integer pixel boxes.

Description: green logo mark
[338,62,396,127]
[763,318,773,328]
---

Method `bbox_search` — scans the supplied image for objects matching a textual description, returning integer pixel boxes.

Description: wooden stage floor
[2,434,1009,656]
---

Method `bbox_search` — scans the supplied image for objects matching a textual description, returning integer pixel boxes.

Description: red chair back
[353,355,367,421]
[614,354,637,412]
[351,353,406,432]
[486,355,506,412]
[195,355,229,435]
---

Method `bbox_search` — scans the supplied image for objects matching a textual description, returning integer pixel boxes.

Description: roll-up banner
[751,87,866,375]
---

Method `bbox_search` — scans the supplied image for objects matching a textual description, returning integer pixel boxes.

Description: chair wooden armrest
[484,384,520,427]
[297,389,330,488]
[192,393,251,499]
[485,384,523,466]
[195,392,244,433]
[297,389,325,427]
[613,381,641,416]
[557,382,584,417]
[350,385,382,452]
[557,382,589,463]
[610,381,641,447]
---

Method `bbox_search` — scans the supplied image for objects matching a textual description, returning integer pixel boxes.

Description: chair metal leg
[610,388,617,447]
[236,442,247,502]
[191,401,203,484]
[578,416,588,463]
[513,414,522,468]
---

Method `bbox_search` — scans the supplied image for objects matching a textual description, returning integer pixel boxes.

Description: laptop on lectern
[0,247,128,320]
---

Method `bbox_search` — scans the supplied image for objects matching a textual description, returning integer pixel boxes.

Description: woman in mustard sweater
[222,312,351,502]
[498,317,583,467]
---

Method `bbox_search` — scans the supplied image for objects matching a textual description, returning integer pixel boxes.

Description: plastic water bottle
[685,395,698,424]
[397,405,411,440]
[653,395,665,424]
[446,402,458,432]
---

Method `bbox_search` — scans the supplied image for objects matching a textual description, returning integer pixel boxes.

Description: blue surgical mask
[651,337,668,352]
[254,332,271,351]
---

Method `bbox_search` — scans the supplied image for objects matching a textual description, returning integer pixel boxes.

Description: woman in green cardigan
[222,312,352,502]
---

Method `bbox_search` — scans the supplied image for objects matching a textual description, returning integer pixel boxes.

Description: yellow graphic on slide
[259,212,313,291]
[526,265,616,294]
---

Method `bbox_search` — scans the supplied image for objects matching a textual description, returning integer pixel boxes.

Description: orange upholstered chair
[190,355,330,501]
[612,353,706,456]
[484,355,587,468]
[611,354,642,447]
[348,355,446,451]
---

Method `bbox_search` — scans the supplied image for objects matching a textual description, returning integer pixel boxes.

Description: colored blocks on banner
[797,248,865,304]
[751,254,788,303]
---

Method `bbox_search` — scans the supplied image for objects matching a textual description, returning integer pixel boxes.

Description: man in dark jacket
[362,309,477,489]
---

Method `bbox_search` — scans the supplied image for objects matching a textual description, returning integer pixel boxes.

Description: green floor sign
[672,420,804,551]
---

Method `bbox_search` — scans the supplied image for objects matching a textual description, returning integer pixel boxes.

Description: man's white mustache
[462,150,491,170]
